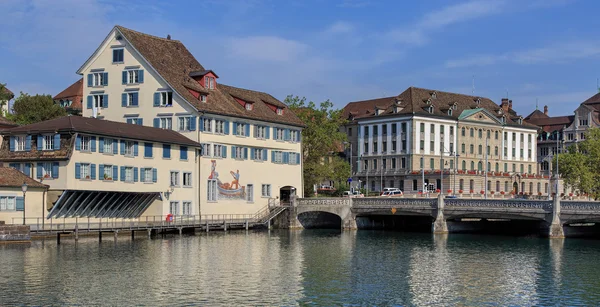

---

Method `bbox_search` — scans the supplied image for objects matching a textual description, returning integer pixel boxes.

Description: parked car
[381,190,404,197]
[318,185,335,191]
[342,191,365,198]
[380,187,401,196]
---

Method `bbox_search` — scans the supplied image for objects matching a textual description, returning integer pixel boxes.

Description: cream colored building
[0,116,200,221]
[0,167,48,225]
[74,26,304,215]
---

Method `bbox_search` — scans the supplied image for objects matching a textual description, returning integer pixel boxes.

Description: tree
[8,92,66,125]
[558,128,600,199]
[286,95,349,195]
[0,83,13,116]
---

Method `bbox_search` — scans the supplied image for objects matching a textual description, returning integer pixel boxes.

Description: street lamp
[21,181,28,225]
[343,141,353,188]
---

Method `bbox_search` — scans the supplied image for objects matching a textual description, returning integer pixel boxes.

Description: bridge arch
[297,211,342,229]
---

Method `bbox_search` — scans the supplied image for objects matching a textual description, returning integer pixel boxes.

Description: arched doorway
[513,182,519,194]
[280,186,296,205]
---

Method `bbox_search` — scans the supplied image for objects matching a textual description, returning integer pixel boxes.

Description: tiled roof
[115,26,304,127]
[3,116,201,147]
[582,92,600,105]
[526,115,574,133]
[0,116,17,128]
[53,78,83,111]
[0,167,47,188]
[524,109,548,121]
[342,86,536,128]
[1,86,14,98]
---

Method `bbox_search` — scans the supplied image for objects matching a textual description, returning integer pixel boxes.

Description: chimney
[544,105,548,115]
[508,100,513,110]
[500,98,509,113]
[167,34,171,40]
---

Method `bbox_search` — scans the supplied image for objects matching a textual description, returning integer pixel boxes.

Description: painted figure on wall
[209,160,246,200]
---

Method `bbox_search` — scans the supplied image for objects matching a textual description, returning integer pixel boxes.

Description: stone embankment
[0,221,31,242]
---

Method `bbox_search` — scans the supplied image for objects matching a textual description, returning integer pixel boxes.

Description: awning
[47,190,160,219]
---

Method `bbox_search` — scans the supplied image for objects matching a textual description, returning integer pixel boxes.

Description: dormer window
[452,102,458,110]
[277,108,283,115]
[375,108,382,115]
[518,117,523,125]
[447,109,452,116]
[246,103,253,111]
[476,98,481,105]
[501,116,506,124]
[428,106,434,114]
[200,95,207,103]
[426,98,432,105]
[431,91,437,99]
[205,77,215,89]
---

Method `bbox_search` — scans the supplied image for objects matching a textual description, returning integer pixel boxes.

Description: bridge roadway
[293,196,600,237]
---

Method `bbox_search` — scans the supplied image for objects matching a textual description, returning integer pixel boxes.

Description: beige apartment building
[343,87,549,196]
[75,26,303,215]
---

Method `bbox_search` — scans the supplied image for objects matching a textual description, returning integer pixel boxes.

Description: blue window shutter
[75,135,81,151]
[190,116,197,131]
[99,137,104,153]
[163,144,171,158]
[16,197,24,211]
[262,149,268,161]
[87,96,93,109]
[122,71,127,84]
[9,163,17,169]
[298,130,302,142]
[53,134,60,150]
[99,164,104,180]
[91,164,96,180]
[284,129,291,141]
[243,147,248,160]
[112,140,118,155]
[87,74,93,87]
[132,92,138,106]
[231,146,236,158]
[152,168,157,183]
[133,167,139,182]
[37,135,43,150]
[121,93,127,107]
[272,127,276,139]
[265,126,270,139]
[75,163,81,179]
[250,148,255,160]
[180,146,187,160]
[90,136,97,152]
[224,121,230,135]
[120,166,125,181]
[232,122,238,135]
[283,152,288,164]
[23,163,31,177]
[25,135,31,151]
[52,162,59,178]
[222,146,227,158]
[103,72,108,86]
[245,124,250,137]
[138,118,143,126]
[9,136,15,152]
[271,151,275,163]
[138,70,144,83]
[145,143,152,158]
[153,92,160,107]
[199,117,204,131]
[120,140,125,155]
[140,168,145,182]
[113,165,118,180]
[153,118,160,128]
[103,94,108,108]
[134,141,139,156]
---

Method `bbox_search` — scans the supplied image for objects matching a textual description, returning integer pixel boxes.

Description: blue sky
[1,0,599,116]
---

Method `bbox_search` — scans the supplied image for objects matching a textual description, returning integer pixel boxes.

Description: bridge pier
[549,197,565,238]
[432,194,448,234]
[342,213,357,230]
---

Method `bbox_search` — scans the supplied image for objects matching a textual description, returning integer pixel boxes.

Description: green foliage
[0,83,12,116]
[8,92,66,125]
[558,128,600,199]
[286,95,349,195]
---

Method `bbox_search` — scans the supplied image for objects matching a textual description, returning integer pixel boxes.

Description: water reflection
[1,231,600,306]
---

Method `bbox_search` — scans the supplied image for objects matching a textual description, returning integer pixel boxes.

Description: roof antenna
[597,78,599,93]
[506,89,509,99]
[536,98,538,110]
[472,75,475,95]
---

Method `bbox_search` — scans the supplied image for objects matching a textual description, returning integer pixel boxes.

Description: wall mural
[209,160,246,200]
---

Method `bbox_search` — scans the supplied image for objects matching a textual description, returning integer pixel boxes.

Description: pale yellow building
[0,167,48,225]
[74,26,304,215]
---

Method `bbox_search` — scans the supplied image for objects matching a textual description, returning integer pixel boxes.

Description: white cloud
[225,36,309,62]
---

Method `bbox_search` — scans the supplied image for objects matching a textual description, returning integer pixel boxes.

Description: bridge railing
[561,201,600,211]
[352,197,437,208]
[296,198,352,206]
[444,198,553,210]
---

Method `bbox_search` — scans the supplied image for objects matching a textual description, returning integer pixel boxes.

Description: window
[413,180,418,191]
[253,148,265,161]
[392,140,397,152]
[183,172,192,187]
[181,201,191,215]
[112,49,124,63]
[0,196,17,211]
[373,125,379,136]
[41,162,53,178]
[159,92,173,106]
[126,118,143,125]
[201,95,207,102]
[159,117,173,130]
[461,143,465,154]
[373,141,378,153]
[459,179,464,191]
[430,124,435,134]
[125,70,142,84]
[470,144,474,154]
[125,166,134,182]
[102,164,114,180]
[461,127,466,136]
[391,158,396,169]
[291,130,300,142]
[43,135,54,151]
[81,163,91,180]
[478,129,482,138]
[470,128,474,137]
[81,136,91,152]
[364,160,369,170]
[275,128,285,141]
[178,117,193,131]
[215,120,226,134]
[207,179,218,201]
[580,119,589,126]
[364,142,369,154]
[262,184,272,197]
[255,125,267,139]
[205,76,215,89]
[234,146,245,159]
[391,124,397,135]
[247,184,254,202]
[420,123,425,133]
[235,123,248,136]
[170,171,180,187]
[440,125,445,134]
[169,201,179,215]
[125,141,134,156]
[373,159,378,169]
[401,157,406,168]
[91,72,106,87]
[495,131,499,140]
[201,143,212,157]
[104,138,114,153]
[124,92,138,107]
[429,140,434,152]
[15,136,25,151]
[203,118,213,133]
[143,168,153,183]
[364,126,369,137]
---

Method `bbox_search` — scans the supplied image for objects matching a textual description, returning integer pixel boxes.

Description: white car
[381,190,404,197]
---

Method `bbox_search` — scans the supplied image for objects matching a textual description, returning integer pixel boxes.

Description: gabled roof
[1,86,14,99]
[110,26,304,127]
[0,167,47,189]
[53,78,83,111]
[583,92,600,105]
[189,70,219,78]
[3,116,201,147]
[342,86,536,128]
[524,109,549,121]
[0,116,17,128]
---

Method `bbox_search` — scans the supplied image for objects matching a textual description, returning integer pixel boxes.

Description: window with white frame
[125,141,134,156]
[207,179,218,201]
[169,201,179,215]
[160,117,172,130]
[236,123,246,136]
[126,92,137,106]
[170,171,180,187]
[127,118,142,125]
[0,196,16,211]
[201,143,212,157]
[126,70,140,84]
[103,164,113,180]
[245,103,252,111]
[215,119,225,134]
[205,77,215,89]
[203,118,213,132]
[93,94,104,108]
[81,136,91,152]
[290,130,300,142]
[183,172,192,187]
[160,92,173,106]
[15,136,25,151]
[213,144,224,158]
[200,95,207,103]
[255,125,267,139]
[273,151,283,163]
[289,152,299,165]
[81,163,90,179]
[143,168,152,183]
[103,138,113,153]
[253,148,264,161]
[234,147,244,159]
[42,162,53,178]
[113,48,124,63]
[275,128,284,141]
[92,72,104,87]
[178,117,192,131]
[247,184,254,202]
[182,201,192,215]
[43,135,54,151]
[276,108,283,115]
[261,184,272,197]
[125,166,134,182]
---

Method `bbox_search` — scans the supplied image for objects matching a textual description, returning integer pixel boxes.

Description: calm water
[1,230,600,306]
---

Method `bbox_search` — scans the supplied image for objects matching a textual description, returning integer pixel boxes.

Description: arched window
[487,180,492,191]
[478,145,482,155]
[478,129,483,138]
[469,180,474,191]
[478,161,483,171]
[471,161,475,170]
[494,146,499,156]
[496,181,500,191]
[459,179,464,190]
[537,182,541,193]
[487,162,491,172]
[462,160,466,170]
[495,131,499,140]
[461,127,466,136]
[495,163,499,172]
[529,182,533,193]
[470,128,474,137]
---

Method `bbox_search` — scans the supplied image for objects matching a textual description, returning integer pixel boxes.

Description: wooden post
[131,230,135,240]
[245,220,249,231]
[178,227,183,235]
[99,231,102,242]
[224,221,227,231]
[114,231,118,241]
[206,220,209,232]
[147,228,152,239]
[74,224,79,241]
[57,233,61,245]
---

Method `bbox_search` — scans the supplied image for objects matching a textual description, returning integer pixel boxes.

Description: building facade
[53,78,83,115]
[0,167,48,225]
[1,86,14,116]
[74,26,304,215]
[343,87,548,196]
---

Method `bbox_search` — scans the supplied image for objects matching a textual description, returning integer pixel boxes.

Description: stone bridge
[291,196,600,238]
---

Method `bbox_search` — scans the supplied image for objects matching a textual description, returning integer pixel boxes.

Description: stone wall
[0,221,31,241]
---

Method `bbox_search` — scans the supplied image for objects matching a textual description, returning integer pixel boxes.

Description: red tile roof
[115,26,304,127]
[53,78,83,111]
[0,167,47,188]
[1,86,14,98]
[0,116,17,128]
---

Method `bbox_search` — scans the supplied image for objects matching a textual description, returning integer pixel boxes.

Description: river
[1,230,600,306]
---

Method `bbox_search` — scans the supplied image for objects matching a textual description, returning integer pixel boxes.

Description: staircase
[257,206,288,225]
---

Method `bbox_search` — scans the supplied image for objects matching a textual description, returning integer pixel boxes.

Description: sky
[1,0,599,117]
